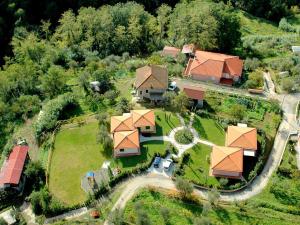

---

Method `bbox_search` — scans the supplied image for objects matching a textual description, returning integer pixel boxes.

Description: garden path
[103,85,300,225]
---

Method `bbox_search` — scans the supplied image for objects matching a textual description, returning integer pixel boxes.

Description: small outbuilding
[161,46,181,58]
[182,85,205,108]
[292,46,300,53]
[181,44,195,56]
[0,145,29,192]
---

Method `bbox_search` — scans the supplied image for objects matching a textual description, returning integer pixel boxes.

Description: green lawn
[114,76,135,101]
[49,122,108,205]
[111,141,169,170]
[155,110,181,136]
[251,141,300,213]
[124,189,300,225]
[192,115,225,145]
[182,144,220,187]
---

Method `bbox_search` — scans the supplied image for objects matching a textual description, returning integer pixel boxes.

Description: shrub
[229,104,246,120]
[175,129,194,144]
[245,70,264,89]
[244,58,261,71]
[0,218,7,225]
[34,93,78,141]
[175,177,193,197]
[24,161,46,190]
[279,18,296,33]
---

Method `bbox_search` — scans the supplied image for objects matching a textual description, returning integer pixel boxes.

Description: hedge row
[34,93,78,142]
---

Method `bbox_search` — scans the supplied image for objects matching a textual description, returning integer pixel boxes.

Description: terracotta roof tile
[226,126,257,150]
[131,109,155,127]
[183,86,205,100]
[135,65,168,89]
[113,129,140,150]
[161,46,181,58]
[210,146,243,172]
[0,145,29,186]
[110,114,134,133]
[184,50,243,78]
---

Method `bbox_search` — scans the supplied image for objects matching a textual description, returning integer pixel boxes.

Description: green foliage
[229,104,247,120]
[218,0,293,22]
[0,218,7,225]
[279,18,297,33]
[175,177,193,197]
[207,188,220,206]
[245,70,264,89]
[33,93,78,141]
[116,97,131,114]
[24,161,45,190]
[175,129,194,144]
[108,208,124,225]
[244,58,261,71]
[30,188,51,215]
[40,65,67,99]
[168,1,218,50]
[172,92,189,113]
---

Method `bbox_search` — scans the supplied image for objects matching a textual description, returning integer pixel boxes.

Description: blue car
[153,157,161,168]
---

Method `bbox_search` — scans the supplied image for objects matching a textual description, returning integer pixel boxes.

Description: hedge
[34,93,78,142]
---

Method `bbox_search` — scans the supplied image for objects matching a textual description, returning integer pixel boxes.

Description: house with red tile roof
[182,85,205,108]
[210,146,243,178]
[226,125,257,157]
[113,129,140,157]
[135,65,168,102]
[184,50,243,85]
[0,145,29,192]
[110,109,156,157]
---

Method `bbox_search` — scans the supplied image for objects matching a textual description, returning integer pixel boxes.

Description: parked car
[163,159,173,171]
[153,157,161,168]
[168,81,177,91]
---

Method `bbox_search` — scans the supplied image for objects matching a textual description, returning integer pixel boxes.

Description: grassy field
[111,140,169,170]
[251,141,300,213]
[114,76,135,101]
[155,110,181,136]
[182,144,220,187]
[192,115,225,145]
[49,122,108,205]
[124,189,300,225]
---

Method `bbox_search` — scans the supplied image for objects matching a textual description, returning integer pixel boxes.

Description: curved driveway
[104,84,300,224]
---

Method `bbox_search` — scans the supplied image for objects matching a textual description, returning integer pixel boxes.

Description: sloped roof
[211,146,243,172]
[135,65,168,89]
[0,145,29,186]
[110,114,134,133]
[226,126,257,150]
[183,86,205,100]
[131,109,155,127]
[184,50,243,78]
[182,44,195,54]
[161,46,181,58]
[113,129,140,150]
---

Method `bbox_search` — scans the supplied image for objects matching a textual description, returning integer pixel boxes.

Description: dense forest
[0,0,241,155]
[0,0,299,155]
[215,0,300,22]
[0,0,179,64]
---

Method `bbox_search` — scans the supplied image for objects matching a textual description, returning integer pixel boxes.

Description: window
[146,90,148,93]
[120,149,124,152]
[140,91,142,95]
[146,126,150,129]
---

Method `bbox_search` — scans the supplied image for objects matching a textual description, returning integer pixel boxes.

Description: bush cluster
[175,129,194,144]
[33,93,78,142]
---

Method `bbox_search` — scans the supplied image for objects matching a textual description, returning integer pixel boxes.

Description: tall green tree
[40,65,67,98]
